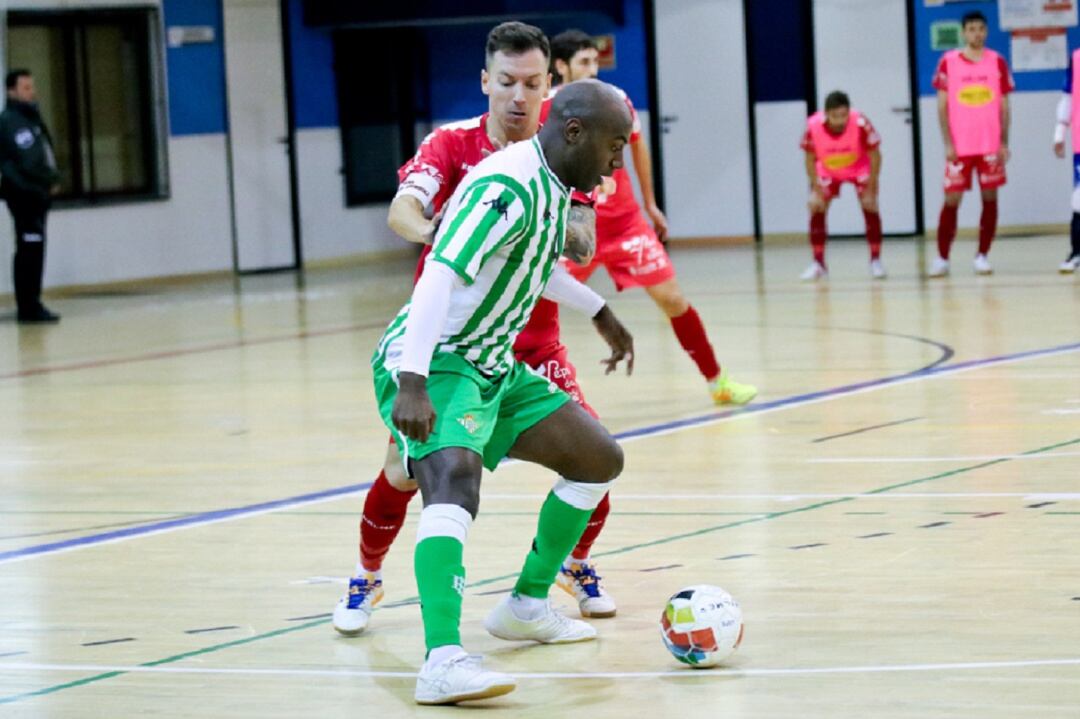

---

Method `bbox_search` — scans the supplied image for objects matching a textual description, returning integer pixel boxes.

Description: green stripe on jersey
[373,138,569,377]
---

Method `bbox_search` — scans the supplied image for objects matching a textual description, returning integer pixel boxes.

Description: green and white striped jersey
[375,137,569,378]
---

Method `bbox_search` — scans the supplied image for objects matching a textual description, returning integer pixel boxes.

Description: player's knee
[593,437,624,483]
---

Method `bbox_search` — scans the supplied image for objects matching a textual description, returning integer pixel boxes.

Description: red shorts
[514,342,598,419]
[817,173,871,201]
[571,217,676,291]
[944,155,1006,193]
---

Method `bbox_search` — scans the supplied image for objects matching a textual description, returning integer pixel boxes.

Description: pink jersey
[801,110,879,181]
[933,49,1014,157]
[1072,48,1080,151]
[398,109,561,353]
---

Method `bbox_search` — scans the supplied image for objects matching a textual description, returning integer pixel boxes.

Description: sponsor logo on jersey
[822,152,859,170]
[957,84,994,107]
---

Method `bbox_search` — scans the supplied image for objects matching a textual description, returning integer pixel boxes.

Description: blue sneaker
[556,560,616,618]
[332,572,384,636]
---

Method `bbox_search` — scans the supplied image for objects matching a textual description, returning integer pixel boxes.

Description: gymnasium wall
[0,0,235,296]
[913,1,1074,233]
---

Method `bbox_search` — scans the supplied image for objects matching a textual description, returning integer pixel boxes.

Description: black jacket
[0,99,60,200]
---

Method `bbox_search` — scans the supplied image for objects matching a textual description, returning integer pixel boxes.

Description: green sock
[513,490,593,599]
[414,535,466,652]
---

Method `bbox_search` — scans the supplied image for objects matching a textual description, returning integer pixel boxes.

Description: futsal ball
[659,584,743,668]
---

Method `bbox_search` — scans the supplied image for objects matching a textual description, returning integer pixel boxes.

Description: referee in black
[1,69,60,323]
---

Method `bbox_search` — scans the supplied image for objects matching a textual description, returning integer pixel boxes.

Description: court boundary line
[2,656,1079,681]
[2,339,1079,567]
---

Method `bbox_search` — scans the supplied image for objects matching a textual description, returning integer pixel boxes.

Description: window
[5,8,167,202]
[333,28,429,205]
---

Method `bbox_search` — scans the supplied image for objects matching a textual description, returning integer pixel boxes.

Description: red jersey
[397,111,561,352]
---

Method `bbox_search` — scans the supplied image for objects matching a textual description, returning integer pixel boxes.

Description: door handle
[890,106,912,114]
[661,115,679,123]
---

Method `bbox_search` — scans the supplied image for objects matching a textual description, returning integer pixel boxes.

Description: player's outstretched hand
[646,204,669,245]
[592,305,634,376]
[564,205,597,266]
[392,372,437,442]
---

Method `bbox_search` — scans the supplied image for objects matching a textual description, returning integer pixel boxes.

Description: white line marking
[2,657,1079,680]
[807,452,1080,464]
[484,492,1080,501]
[1044,409,1080,415]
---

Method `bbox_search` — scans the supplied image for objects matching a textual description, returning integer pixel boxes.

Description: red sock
[978,200,997,255]
[937,204,958,260]
[670,305,721,381]
[358,470,417,572]
[863,210,882,260]
[810,211,827,265]
[571,492,611,560]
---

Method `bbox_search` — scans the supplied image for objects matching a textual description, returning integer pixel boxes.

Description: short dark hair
[961,11,987,28]
[550,29,597,80]
[485,21,549,67]
[824,91,850,111]
[5,69,31,90]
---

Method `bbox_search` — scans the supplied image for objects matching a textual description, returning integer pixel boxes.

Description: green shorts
[372,351,570,472]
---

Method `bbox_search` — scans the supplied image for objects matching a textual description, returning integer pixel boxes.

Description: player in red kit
[799,90,884,280]
[929,10,1014,277]
[547,30,757,406]
[332,22,627,637]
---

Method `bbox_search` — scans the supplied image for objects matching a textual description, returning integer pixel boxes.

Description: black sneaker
[17,305,61,324]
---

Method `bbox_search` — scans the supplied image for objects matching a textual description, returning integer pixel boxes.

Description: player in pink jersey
[1052,46,1080,273]
[333,22,629,638]
[800,90,884,280]
[548,29,757,407]
[930,10,1015,277]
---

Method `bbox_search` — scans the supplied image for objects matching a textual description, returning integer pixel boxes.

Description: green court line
[3,436,1077,706]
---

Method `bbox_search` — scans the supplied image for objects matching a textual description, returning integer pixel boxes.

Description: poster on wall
[1011,27,1069,70]
[999,0,1077,30]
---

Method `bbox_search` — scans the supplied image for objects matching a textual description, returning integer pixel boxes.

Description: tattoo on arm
[563,204,597,266]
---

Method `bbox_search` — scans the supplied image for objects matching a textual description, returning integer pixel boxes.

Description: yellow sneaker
[710,370,757,406]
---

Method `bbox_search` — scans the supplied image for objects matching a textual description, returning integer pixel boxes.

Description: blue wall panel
[162,0,228,135]
[286,0,339,129]
[914,0,1078,95]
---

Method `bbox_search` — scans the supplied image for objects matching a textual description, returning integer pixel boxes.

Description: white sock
[425,644,465,668]
[508,593,548,620]
[356,563,382,581]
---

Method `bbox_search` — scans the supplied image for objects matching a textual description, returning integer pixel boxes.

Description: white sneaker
[332,572,384,636]
[869,258,887,279]
[973,253,993,275]
[928,257,950,278]
[414,651,516,705]
[484,595,597,644]
[800,261,827,281]
[557,559,617,618]
[1059,255,1080,274]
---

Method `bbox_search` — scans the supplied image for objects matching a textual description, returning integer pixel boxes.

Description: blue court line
[1,339,1078,567]
[0,483,371,565]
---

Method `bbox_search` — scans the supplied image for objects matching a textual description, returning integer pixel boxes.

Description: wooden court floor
[1,236,1078,717]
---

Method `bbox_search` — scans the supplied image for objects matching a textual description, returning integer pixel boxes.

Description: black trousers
[5,192,50,314]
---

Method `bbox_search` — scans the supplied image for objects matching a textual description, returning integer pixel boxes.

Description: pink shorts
[571,217,676,291]
[515,343,597,419]
[944,155,1006,193]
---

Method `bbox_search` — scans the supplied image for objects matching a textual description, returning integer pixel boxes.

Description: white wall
[755,101,810,234]
[918,90,1070,231]
[293,127,404,263]
[0,133,233,293]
